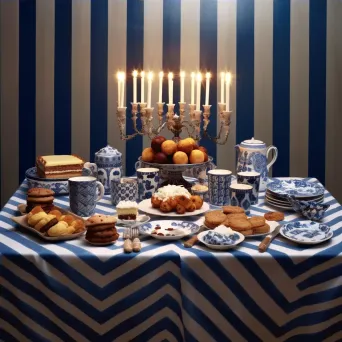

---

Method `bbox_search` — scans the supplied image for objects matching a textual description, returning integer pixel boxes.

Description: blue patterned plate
[280,221,333,244]
[267,179,324,198]
[139,220,200,240]
[25,167,69,195]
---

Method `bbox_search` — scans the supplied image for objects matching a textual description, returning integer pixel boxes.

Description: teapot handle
[266,146,278,171]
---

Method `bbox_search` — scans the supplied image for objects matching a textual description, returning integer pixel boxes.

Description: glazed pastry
[59,214,75,225]
[28,212,48,226]
[47,221,70,236]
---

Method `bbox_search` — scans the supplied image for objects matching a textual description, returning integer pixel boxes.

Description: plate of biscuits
[138,185,210,217]
[12,205,86,241]
[85,214,119,245]
[203,206,285,237]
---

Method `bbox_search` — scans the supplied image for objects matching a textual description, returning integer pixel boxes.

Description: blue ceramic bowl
[287,195,330,221]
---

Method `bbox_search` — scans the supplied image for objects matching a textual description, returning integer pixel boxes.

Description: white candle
[158,71,163,103]
[117,72,121,106]
[220,72,225,104]
[147,71,153,108]
[196,72,202,111]
[120,73,125,107]
[180,71,185,103]
[225,72,231,111]
[141,71,145,103]
[191,72,195,104]
[205,72,211,105]
[168,72,173,104]
[133,70,138,103]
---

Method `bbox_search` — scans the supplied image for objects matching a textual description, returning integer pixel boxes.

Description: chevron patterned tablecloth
[0,178,342,341]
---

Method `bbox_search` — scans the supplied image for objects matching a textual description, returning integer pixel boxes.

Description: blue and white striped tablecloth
[0,178,342,341]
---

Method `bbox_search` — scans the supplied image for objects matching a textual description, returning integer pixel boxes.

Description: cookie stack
[204,210,227,229]
[85,214,119,244]
[26,188,55,213]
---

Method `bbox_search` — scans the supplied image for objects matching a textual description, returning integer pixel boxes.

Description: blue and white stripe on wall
[0,0,341,205]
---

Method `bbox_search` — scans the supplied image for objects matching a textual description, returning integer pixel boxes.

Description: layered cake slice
[36,155,85,179]
[116,201,138,220]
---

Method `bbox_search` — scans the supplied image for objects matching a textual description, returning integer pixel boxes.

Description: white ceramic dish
[138,199,210,217]
[279,220,333,245]
[197,226,245,250]
[139,220,201,240]
[11,215,85,241]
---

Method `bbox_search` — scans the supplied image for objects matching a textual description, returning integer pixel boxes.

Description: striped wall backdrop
[0,0,341,206]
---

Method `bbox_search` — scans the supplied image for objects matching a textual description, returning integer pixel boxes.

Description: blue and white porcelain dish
[139,220,200,240]
[280,221,333,244]
[197,226,245,250]
[287,196,330,221]
[267,179,325,198]
[25,167,69,195]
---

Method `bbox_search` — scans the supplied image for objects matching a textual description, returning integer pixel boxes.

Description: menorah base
[159,171,193,190]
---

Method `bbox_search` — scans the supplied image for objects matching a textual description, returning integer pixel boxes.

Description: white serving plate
[279,220,333,245]
[138,199,210,217]
[11,215,85,241]
[197,226,245,250]
[139,219,201,240]
[203,218,280,238]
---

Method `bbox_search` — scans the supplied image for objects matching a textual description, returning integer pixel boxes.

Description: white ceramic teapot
[235,138,278,191]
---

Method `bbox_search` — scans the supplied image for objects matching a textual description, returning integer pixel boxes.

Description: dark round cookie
[86,223,116,232]
[40,218,59,233]
[86,233,119,243]
[27,188,55,197]
[27,196,54,204]
[86,228,117,238]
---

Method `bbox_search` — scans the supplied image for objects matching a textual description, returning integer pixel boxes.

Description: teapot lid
[95,145,121,157]
[240,137,266,148]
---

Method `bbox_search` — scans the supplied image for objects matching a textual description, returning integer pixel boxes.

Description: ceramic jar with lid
[83,145,123,194]
[235,137,278,191]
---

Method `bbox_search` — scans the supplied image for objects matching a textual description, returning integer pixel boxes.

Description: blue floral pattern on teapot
[83,145,123,195]
[235,138,278,192]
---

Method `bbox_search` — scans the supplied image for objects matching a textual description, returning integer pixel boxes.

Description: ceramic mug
[111,178,138,206]
[68,176,104,217]
[137,168,160,201]
[229,183,253,214]
[208,169,232,206]
[237,171,261,205]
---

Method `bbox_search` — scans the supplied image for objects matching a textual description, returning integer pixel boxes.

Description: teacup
[68,176,104,217]
[137,168,160,201]
[229,183,253,214]
[237,171,261,204]
[111,178,138,205]
[208,169,232,206]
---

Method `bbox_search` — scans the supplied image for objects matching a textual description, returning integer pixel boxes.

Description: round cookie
[204,210,227,228]
[222,206,245,215]
[86,223,116,232]
[249,216,266,228]
[27,196,55,204]
[253,223,270,234]
[86,234,119,243]
[240,229,253,236]
[264,211,285,221]
[27,188,55,197]
[227,213,248,220]
[85,214,117,227]
[228,218,252,231]
[86,228,117,238]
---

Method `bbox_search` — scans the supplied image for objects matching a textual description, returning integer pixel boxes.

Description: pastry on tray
[36,155,85,179]
[116,201,138,220]
[203,205,271,235]
[26,206,85,236]
[26,188,55,213]
[85,214,119,244]
[151,185,204,214]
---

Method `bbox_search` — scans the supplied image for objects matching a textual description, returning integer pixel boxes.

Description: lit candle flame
[191,72,195,78]
[180,71,185,78]
[159,71,164,78]
[141,71,145,77]
[132,70,138,77]
[148,71,153,80]
[168,72,173,79]
[196,72,202,81]
[220,71,225,78]
[205,72,211,79]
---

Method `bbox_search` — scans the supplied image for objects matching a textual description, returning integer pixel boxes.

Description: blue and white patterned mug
[229,183,253,214]
[237,171,261,205]
[137,168,160,201]
[208,169,232,206]
[68,176,104,217]
[111,178,138,206]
